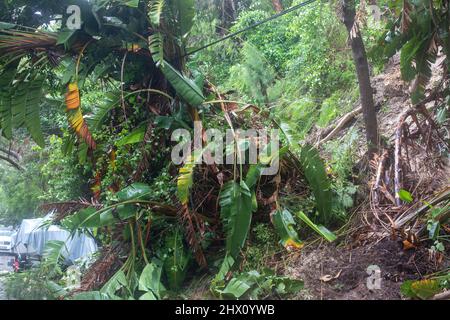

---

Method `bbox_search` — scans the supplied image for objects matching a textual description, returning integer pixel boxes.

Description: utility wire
[184,0,321,57]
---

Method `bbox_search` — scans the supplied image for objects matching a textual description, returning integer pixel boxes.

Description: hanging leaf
[123,0,139,8]
[101,269,129,299]
[24,77,45,147]
[160,60,204,107]
[42,240,67,275]
[56,28,78,50]
[0,65,18,139]
[171,0,195,39]
[271,209,303,250]
[148,32,164,66]
[400,36,422,82]
[177,149,202,204]
[219,180,253,259]
[65,82,96,149]
[148,0,165,27]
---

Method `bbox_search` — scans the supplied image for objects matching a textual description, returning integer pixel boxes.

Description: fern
[11,81,27,127]
[24,77,45,147]
[0,65,17,139]
[300,144,333,224]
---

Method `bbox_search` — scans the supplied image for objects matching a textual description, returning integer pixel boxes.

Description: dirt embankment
[284,53,449,300]
[284,236,447,300]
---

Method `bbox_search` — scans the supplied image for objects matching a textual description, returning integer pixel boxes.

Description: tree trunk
[220,0,236,28]
[341,0,378,159]
[272,0,283,13]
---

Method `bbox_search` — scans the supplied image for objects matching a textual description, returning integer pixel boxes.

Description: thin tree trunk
[221,0,236,28]
[272,0,283,13]
[341,0,379,159]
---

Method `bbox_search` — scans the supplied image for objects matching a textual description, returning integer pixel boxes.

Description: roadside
[0,276,7,300]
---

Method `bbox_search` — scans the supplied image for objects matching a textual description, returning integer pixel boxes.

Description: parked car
[0,229,13,253]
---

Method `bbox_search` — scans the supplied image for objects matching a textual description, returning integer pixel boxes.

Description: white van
[0,230,13,253]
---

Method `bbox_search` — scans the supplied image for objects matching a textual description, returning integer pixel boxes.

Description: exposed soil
[282,53,449,300]
[283,235,448,300]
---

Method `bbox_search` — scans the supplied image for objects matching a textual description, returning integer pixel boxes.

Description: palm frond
[0,28,57,56]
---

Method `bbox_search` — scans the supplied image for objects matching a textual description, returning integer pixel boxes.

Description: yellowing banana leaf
[271,209,303,250]
[401,279,441,300]
[65,82,96,149]
[177,149,202,204]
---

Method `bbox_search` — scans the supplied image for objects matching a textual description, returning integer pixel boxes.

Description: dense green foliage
[0,0,448,300]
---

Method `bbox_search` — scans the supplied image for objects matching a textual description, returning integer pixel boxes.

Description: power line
[184,0,321,57]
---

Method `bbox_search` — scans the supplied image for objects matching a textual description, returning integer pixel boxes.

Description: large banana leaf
[139,259,165,299]
[163,227,191,290]
[219,180,253,259]
[160,60,204,107]
[171,0,195,39]
[41,240,66,276]
[300,144,333,224]
[116,182,151,201]
[148,32,164,66]
[11,81,27,127]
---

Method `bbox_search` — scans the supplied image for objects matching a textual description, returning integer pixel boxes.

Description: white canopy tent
[12,215,98,263]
